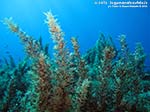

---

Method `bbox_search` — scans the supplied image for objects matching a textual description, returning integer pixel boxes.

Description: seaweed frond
[3,18,41,58]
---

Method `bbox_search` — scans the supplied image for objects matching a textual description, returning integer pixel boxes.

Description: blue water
[0,0,150,66]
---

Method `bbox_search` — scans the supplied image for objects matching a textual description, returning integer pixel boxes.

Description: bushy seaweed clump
[0,12,150,112]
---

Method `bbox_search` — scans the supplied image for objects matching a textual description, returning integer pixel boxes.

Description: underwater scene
[0,0,150,112]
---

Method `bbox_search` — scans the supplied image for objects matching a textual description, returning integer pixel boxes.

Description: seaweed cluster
[0,11,150,112]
